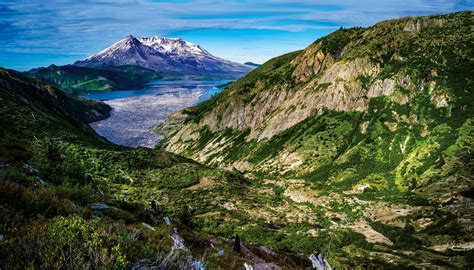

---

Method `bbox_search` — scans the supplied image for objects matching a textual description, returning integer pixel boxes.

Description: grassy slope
[1,68,327,269]
[158,11,474,268]
[0,68,267,268]
[27,64,162,93]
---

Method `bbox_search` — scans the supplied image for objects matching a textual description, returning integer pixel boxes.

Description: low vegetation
[27,64,162,93]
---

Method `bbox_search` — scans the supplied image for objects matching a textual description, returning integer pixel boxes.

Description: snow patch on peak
[137,36,208,56]
[83,35,144,61]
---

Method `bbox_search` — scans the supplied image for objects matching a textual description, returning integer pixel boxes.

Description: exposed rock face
[402,18,446,32]
[159,51,426,166]
[163,55,427,146]
[291,43,334,82]
[349,220,394,245]
[309,253,332,270]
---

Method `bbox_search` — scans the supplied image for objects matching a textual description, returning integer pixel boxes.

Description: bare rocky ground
[91,90,204,147]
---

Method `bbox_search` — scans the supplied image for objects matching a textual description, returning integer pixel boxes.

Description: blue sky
[0,0,471,71]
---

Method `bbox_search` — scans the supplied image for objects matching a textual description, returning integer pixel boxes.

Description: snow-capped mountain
[74,35,252,77]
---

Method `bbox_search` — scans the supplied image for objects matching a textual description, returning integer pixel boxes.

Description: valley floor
[91,90,204,147]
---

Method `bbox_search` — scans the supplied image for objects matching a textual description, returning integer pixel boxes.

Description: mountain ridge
[244,62,261,67]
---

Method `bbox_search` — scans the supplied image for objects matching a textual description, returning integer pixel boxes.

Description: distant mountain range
[74,35,252,77]
[244,62,261,67]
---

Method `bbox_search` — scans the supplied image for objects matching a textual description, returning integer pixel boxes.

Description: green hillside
[27,64,162,93]
[158,11,474,268]
[0,68,298,269]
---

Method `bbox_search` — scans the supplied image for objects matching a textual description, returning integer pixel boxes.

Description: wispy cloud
[0,0,471,70]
